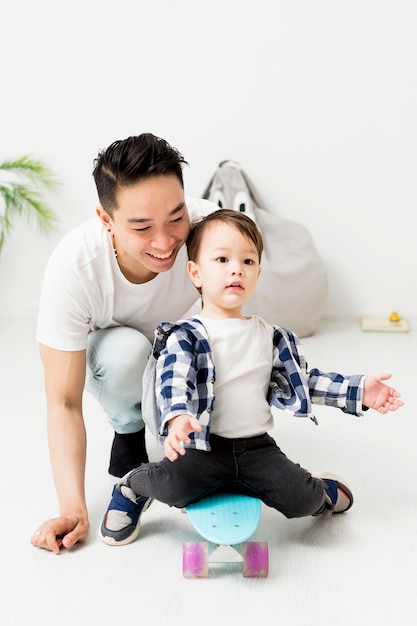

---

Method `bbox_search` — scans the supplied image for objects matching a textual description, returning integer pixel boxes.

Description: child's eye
[244,258,255,265]
[216,257,228,263]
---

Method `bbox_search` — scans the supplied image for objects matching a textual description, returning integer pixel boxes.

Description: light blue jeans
[85,326,152,434]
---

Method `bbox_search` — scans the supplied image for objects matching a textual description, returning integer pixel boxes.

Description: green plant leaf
[0,156,59,190]
[0,155,60,255]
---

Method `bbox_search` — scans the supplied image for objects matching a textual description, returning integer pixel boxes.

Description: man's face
[97,174,190,283]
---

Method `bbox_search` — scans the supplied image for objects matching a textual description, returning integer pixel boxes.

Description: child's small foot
[100,484,153,546]
[319,473,354,514]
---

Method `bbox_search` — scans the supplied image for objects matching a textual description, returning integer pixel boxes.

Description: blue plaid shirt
[142,317,365,451]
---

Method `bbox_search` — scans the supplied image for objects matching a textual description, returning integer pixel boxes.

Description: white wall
[1,0,416,319]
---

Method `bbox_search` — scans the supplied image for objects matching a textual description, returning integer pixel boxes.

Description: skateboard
[182,493,269,578]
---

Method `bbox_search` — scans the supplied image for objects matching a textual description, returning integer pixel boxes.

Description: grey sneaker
[100,484,153,546]
[319,473,354,513]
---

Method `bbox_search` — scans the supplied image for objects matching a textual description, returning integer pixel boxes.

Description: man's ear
[187,260,202,288]
[96,207,112,230]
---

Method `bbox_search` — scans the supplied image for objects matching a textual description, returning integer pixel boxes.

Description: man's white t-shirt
[36,197,214,351]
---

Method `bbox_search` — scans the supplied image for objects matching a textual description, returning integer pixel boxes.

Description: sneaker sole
[100,498,154,546]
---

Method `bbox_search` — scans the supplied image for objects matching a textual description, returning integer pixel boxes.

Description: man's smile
[148,250,175,260]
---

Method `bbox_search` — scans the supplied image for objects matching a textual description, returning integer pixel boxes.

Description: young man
[100,209,403,547]
[31,133,216,554]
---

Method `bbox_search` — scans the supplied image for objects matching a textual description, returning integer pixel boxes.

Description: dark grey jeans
[126,433,326,518]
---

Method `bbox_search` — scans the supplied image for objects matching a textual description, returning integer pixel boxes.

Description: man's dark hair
[92,133,188,215]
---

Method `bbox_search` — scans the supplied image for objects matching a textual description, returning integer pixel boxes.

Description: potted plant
[0,155,59,255]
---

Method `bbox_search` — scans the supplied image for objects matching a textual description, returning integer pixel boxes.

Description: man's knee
[87,326,152,386]
[85,327,152,433]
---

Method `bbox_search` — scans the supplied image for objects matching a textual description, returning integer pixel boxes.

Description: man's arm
[31,345,90,554]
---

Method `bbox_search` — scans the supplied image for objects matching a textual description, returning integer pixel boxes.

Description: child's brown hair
[187,208,263,263]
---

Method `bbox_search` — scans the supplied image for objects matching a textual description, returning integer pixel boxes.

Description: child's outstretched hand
[363,373,404,414]
[164,414,202,462]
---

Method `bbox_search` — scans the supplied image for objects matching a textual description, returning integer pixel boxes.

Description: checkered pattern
[142,316,365,452]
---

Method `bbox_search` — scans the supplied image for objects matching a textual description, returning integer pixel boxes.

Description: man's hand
[363,373,404,414]
[164,414,202,462]
[30,514,90,554]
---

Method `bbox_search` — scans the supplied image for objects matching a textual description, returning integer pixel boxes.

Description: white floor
[1,315,416,626]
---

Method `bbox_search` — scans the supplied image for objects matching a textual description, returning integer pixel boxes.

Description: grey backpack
[202,161,327,336]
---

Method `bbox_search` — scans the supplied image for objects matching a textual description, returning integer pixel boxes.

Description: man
[31,133,215,553]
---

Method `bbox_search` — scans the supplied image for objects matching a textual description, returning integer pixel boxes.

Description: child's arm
[164,414,202,462]
[273,327,404,417]
[308,368,403,416]
[363,373,403,413]
[156,328,198,433]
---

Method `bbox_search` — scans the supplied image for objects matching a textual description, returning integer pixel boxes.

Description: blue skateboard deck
[186,493,261,544]
[183,494,268,578]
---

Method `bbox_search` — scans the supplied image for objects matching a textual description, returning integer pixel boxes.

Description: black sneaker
[100,484,153,546]
[319,473,354,513]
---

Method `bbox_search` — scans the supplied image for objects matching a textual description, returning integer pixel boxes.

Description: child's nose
[231,262,243,275]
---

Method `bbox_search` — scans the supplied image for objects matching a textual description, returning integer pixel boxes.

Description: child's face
[187,221,261,318]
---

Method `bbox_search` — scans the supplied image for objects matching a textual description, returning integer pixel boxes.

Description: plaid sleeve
[308,368,366,416]
[156,328,198,429]
[270,327,315,419]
